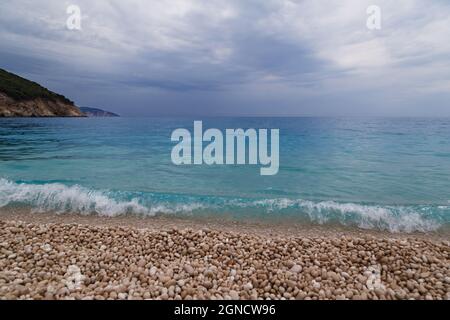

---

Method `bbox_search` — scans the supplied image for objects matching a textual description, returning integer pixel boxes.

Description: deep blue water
[0,117,449,232]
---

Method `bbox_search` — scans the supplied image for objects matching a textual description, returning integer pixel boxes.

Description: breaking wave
[0,179,205,216]
[0,179,447,233]
[246,199,446,233]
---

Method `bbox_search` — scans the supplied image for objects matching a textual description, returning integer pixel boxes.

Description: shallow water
[1,117,449,233]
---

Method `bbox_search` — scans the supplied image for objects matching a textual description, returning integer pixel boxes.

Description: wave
[0,179,204,217]
[247,199,445,233]
[0,179,447,233]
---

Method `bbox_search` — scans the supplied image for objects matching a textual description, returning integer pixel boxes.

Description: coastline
[0,208,449,241]
[1,209,448,300]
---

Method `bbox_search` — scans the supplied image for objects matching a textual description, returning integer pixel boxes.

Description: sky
[0,0,449,116]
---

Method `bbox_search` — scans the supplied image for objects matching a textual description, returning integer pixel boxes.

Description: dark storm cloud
[0,0,449,116]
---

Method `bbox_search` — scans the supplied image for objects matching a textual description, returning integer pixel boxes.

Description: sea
[1,117,449,233]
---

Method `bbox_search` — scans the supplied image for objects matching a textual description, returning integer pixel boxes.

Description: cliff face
[0,68,84,117]
[0,92,84,117]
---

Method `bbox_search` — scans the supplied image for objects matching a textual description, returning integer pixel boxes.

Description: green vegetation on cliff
[0,68,73,104]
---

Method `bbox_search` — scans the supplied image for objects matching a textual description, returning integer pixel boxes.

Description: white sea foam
[0,179,444,233]
[0,179,204,217]
[0,179,150,216]
[251,198,441,233]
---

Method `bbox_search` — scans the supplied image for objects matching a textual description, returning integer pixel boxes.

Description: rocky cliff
[0,92,84,117]
[0,69,84,117]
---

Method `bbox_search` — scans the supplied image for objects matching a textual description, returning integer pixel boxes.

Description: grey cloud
[0,0,449,116]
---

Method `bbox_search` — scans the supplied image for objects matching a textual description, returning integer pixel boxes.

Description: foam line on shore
[0,178,447,233]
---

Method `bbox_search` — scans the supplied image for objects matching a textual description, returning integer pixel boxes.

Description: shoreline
[0,210,449,300]
[1,208,449,241]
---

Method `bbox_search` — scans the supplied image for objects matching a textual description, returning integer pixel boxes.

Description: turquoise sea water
[1,117,449,233]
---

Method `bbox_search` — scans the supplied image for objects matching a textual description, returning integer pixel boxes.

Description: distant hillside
[80,107,119,117]
[0,68,84,117]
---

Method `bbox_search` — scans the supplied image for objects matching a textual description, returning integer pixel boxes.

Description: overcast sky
[1,0,449,116]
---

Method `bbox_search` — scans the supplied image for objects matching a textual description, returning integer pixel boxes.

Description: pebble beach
[0,212,449,300]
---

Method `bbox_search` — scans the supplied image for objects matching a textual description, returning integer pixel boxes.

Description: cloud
[0,0,449,115]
